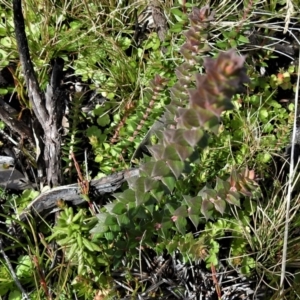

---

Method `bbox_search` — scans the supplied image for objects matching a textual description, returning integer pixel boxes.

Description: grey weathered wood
[16,168,139,222]
[0,99,34,144]
[13,0,64,187]
[0,156,15,165]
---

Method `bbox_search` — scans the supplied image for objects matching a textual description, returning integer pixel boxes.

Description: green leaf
[171,8,185,22]
[213,198,226,215]
[185,196,202,213]
[205,251,219,267]
[90,223,108,234]
[117,214,130,226]
[0,89,8,95]
[148,144,165,160]
[170,22,185,33]
[166,240,178,253]
[259,108,268,120]
[135,190,150,205]
[215,177,230,192]
[111,202,126,214]
[1,37,12,47]
[70,21,82,29]
[161,176,176,192]
[226,192,241,207]
[151,160,170,177]
[66,242,78,260]
[144,177,158,191]
[114,189,136,203]
[215,40,229,49]
[238,35,249,43]
[8,290,22,300]
[134,177,146,193]
[0,28,6,36]
[97,114,110,127]
[16,255,33,278]
[163,145,180,160]
[166,160,184,178]
[173,205,188,218]
[189,214,200,229]
[140,161,155,176]
[104,232,114,241]
[229,39,237,47]
[224,31,237,39]
[175,144,194,161]
[175,216,187,235]
[150,184,166,201]
[104,214,117,226]
[201,199,214,220]
[183,129,204,147]
[240,256,255,275]
[109,224,121,232]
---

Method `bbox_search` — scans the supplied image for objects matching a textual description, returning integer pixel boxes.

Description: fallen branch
[12,168,139,225]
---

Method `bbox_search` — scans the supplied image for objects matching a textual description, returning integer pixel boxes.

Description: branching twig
[13,0,64,187]
[12,0,48,125]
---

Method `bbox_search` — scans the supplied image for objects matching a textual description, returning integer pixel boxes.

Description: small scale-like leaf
[175,216,187,235]
[166,160,184,178]
[141,161,156,176]
[126,176,139,189]
[183,129,204,147]
[189,214,200,229]
[151,160,170,177]
[90,223,108,234]
[215,177,230,192]
[144,177,158,192]
[163,128,177,143]
[238,34,249,43]
[161,175,176,192]
[213,198,226,215]
[177,108,200,128]
[163,145,180,160]
[226,192,241,207]
[195,107,216,125]
[66,243,78,261]
[175,144,194,161]
[205,189,218,199]
[111,202,126,215]
[135,177,146,193]
[116,214,130,226]
[109,224,121,232]
[173,205,188,218]
[166,240,178,253]
[104,232,114,241]
[113,189,136,203]
[150,184,166,201]
[104,214,117,226]
[186,196,202,214]
[148,144,165,160]
[95,212,107,224]
[201,199,214,219]
[135,190,150,205]
[146,203,154,214]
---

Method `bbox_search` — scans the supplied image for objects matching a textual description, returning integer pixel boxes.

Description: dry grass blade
[280,45,300,296]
